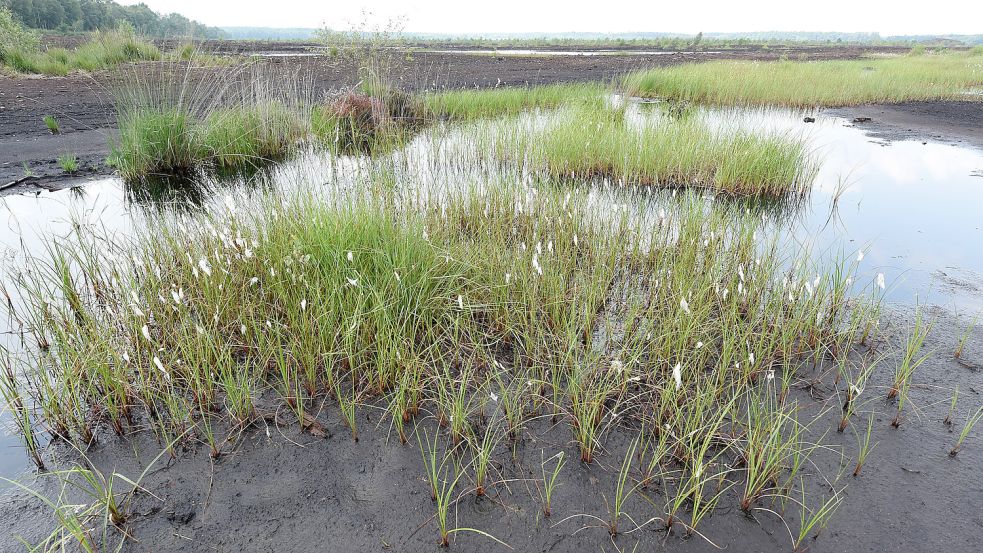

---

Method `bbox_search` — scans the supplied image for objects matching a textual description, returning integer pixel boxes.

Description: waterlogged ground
[2,105,983,551]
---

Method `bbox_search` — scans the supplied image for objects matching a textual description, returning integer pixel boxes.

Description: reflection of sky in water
[800,117,983,311]
[685,106,983,309]
[2,107,983,478]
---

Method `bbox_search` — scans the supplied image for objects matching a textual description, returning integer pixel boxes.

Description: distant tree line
[1,0,224,38]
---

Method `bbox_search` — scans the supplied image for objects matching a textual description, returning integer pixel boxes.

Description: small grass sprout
[950,404,983,457]
[853,413,877,476]
[954,311,979,359]
[540,451,566,517]
[58,153,79,173]
[944,386,958,426]
[43,115,60,134]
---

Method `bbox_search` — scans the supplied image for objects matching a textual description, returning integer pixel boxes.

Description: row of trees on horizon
[1,0,223,38]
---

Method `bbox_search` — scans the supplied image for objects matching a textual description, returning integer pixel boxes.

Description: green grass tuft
[43,115,60,134]
[57,153,78,173]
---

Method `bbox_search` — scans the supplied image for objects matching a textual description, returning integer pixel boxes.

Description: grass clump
[200,103,307,167]
[423,83,605,120]
[43,115,60,134]
[496,102,816,198]
[112,108,198,177]
[110,65,311,180]
[57,153,79,173]
[624,52,983,107]
[311,90,422,154]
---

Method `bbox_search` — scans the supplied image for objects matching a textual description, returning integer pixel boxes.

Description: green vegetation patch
[493,102,816,198]
[1,23,160,76]
[624,52,983,107]
[423,83,606,120]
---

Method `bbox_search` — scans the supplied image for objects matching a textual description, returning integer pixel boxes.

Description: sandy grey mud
[2,302,981,553]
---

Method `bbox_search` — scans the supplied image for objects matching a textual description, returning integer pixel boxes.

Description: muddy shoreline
[827,101,983,150]
[1,303,981,552]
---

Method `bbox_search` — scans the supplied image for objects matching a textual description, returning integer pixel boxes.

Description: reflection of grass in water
[625,51,983,107]
[122,164,270,211]
[3,173,884,548]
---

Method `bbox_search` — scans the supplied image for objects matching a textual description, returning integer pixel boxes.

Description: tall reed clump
[110,63,311,180]
[2,173,881,546]
[624,51,983,107]
[495,102,817,198]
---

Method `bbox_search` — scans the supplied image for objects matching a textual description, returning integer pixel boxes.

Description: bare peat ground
[1,304,982,553]
[0,43,902,193]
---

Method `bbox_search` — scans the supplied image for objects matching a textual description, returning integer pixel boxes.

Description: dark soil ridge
[1,303,981,552]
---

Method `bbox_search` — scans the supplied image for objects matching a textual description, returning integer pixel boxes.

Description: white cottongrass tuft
[672,363,682,390]
[680,297,690,315]
[141,325,152,342]
[153,356,170,380]
[876,273,886,290]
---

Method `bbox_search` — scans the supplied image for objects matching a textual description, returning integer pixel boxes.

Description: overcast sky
[122,1,980,35]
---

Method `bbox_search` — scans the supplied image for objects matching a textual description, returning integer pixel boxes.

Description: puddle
[2,104,983,479]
